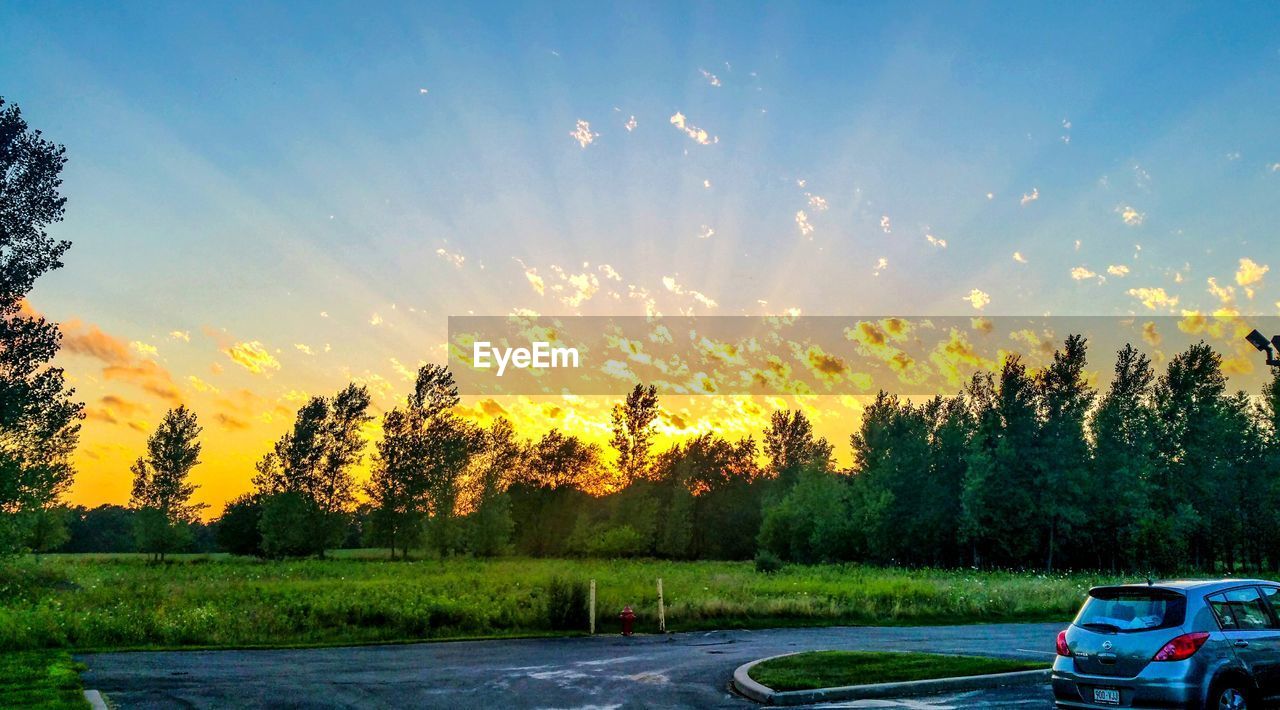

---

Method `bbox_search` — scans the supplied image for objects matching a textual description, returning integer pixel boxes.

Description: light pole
[1245,329,1280,367]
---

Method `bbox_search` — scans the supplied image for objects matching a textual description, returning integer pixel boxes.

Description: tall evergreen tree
[129,406,205,561]
[1088,344,1157,572]
[1035,335,1094,572]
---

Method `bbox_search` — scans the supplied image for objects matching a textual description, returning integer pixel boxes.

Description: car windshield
[1075,589,1186,633]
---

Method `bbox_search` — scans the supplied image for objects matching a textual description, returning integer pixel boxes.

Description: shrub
[544,577,589,631]
[754,550,783,574]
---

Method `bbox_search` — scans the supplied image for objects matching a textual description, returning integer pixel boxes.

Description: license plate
[1093,687,1120,705]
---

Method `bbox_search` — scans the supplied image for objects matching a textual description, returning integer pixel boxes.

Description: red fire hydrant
[619,606,636,636]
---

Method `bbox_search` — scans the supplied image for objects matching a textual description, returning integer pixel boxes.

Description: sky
[2,1,1279,513]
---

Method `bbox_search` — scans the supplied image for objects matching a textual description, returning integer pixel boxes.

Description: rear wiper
[1081,622,1122,632]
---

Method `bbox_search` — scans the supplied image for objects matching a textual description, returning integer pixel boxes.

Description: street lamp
[1245,329,1280,366]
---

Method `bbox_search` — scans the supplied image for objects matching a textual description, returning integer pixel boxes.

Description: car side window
[1221,587,1277,631]
[1209,593,1238,630]
[1261,587,1280,621]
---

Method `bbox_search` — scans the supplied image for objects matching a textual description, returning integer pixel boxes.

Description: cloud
[130,341,159,358]
[1020,188,1039,205]
[1206,277,1236,308]
[599,264,622,281]
[61,318,181,403]
[187,375,219,394]
[436,248,465,268]
[1127,287,1179,311]
[569,119,598,148]
[294,343,314,356]
[518,260,546,296]
[1142,321,1161,346]
[925,234,947,248]
[1071,266,1103,283]
[1236,257,1269,298]
[223,341,281,375]
[548,265,601,308]
[872,257,888,276]
[964,289,991,310]
[807,194,829,211]
[662,275,718,310]
[1107,265,1130,277]
[1013,252,1028,264]
[699,68,722,87]
[369,313,383,326]
[795,210,814,239]
[168,330,190,342]
[624,115,637,132]
[669,112,717,145]
[697,225,715,240]
[1116,205,1145,226]
[85,394,149,431]
[879,215,891,233]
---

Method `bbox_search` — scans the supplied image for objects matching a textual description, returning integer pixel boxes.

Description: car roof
[1090,579,1280,595]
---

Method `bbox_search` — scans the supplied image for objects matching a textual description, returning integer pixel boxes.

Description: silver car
[1053,579,1280,709]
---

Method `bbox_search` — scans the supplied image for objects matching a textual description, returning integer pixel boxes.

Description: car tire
[1209,680,1252,710]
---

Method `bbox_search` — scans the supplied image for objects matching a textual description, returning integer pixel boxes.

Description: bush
[544,577,589,631]
[754,550,783,574]
[259,492,325,558]
[216,495,265,556]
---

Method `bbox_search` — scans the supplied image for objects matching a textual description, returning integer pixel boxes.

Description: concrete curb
[731,652,1051,706]
[84,689,109,710]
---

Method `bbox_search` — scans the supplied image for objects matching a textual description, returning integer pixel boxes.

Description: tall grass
[0,554,1118,652]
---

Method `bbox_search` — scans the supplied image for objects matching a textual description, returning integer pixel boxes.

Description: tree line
[4,96,1280,575]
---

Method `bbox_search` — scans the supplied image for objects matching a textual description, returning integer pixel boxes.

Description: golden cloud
[223,341,281,375]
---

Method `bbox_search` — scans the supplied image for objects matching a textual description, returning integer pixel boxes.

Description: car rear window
[1074,588,1186,633]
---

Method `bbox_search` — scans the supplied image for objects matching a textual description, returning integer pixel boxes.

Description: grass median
[748,650,1048,692]
[0,650,88,709]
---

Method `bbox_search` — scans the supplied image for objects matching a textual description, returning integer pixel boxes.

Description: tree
[21,504,70,556]
[610,384,659,486]
[129,405,205,561]
[1035,335,1094,572]
[763,409,832,490]
[520,429,606,491]
[848,392,934,564]
[1088,344,1158,572]
[466,418,521,557]
[960,357,1040,567]
[0,97,84,553]
[254,384,371,556]
[1152,343,1227,570]
[758,468,854,564]
[365,406,427,559]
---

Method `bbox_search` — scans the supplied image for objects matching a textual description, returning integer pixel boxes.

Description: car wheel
[1212,683,1250,710]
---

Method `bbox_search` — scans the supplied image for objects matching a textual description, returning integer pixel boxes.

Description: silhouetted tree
[610,384,659,485]
[129,405,205,561]
[0,97,84,553]
[254,384,372,556]
[1035,335,1094,572]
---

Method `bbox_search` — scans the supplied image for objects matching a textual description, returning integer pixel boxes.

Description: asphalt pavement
[78,622,1064,709]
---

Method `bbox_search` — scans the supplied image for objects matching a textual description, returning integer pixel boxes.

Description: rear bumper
[1051,657,1208,709]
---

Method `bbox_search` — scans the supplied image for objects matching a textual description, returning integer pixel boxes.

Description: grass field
[748,650,1047,691]
[0,551,1112,653]
[0,651,88,709]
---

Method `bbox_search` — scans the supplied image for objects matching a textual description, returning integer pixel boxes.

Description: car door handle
[1234,641,1250,648]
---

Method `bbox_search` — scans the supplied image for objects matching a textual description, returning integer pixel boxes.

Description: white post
[657,577,666,633]
[589,579,596,635]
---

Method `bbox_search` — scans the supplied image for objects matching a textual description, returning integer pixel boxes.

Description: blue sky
[3,1,1279,506]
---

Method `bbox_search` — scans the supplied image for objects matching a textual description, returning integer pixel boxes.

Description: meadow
[0,552,1115,653]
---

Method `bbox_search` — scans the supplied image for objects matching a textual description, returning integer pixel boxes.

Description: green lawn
[748,650,1048,691]
[0,553,1107,653]
[0,651,88,709]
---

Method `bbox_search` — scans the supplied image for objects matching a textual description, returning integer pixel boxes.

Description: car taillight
[1056,629,1071,656]
[1152,632,1209,661]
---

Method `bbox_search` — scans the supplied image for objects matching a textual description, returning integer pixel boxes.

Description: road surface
[79,622,1063,708]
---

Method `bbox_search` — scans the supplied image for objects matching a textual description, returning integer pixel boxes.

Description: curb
[84,689,109,710]
[731,653,1051,706]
